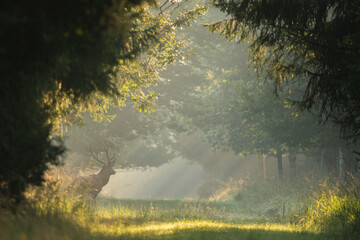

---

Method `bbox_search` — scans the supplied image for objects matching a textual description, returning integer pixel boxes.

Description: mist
[60,1,359,201]
[2,0,360,239]
[103,157,205,199]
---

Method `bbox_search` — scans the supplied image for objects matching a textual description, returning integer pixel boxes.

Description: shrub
[302,177,360,240]
[24,168,93,217]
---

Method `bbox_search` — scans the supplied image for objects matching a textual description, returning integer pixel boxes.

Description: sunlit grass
[301,176,360,240]
[0,212,316,240]
[2,171,359,240]
[0,193,317,240]
[91,220,303,238]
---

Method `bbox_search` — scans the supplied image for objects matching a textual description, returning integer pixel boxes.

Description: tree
[208,0,360,141]
[137,3,253,184]
[64,106,180,172]
[0,0,169,204]
[200,78,320,179]
[47,4,208,134]
[61,3,208,173]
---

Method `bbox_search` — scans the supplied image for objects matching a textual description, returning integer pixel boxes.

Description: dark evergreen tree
[208,0,360,140]
[0,0,157,203]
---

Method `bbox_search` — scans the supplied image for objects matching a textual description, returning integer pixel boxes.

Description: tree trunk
[276,146,283,179]
[353,146,360,175]
[338,148,344,179]
[289,148,296,177]
[262,154,267,180]
[320,148,328,176]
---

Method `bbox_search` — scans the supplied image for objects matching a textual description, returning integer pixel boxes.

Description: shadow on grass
[0,210,326,240]
[165,228,320,240]
[0,212,95,240]
[101,226,323,240]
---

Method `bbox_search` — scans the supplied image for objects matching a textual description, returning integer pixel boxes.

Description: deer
[74,146,116,200]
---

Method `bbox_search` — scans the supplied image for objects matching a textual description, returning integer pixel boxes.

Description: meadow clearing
[1,174,359,240]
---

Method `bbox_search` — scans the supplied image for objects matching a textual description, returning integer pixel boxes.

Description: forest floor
[0,197,321,240]
[1,177,359,240]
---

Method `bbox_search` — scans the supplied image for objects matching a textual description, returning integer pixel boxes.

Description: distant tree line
[208,0,360,142]
[152,0,360,182]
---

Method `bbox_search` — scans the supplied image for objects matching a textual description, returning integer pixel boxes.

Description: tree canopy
[0,0,209,203]
[208,0,360,141]
[2,0,359,204]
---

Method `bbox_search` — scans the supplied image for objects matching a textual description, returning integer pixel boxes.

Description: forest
[1,0,360,239]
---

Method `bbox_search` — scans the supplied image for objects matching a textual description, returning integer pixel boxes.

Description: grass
[0,191,316,240]
[0,198,319,240]
[1,172,359,240]
[301,176,360,240]
[210,177,316,223]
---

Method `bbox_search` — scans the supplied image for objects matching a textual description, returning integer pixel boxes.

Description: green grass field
[1,176,359,240]
[0,197,321,240]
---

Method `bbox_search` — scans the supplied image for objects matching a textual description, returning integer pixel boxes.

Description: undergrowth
[211,177,315,222]
[301,176,360,240]
[0,168,359,240]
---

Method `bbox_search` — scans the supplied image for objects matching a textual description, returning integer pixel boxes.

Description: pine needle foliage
[207,0,360,140]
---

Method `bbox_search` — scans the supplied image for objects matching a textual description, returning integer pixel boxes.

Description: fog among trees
[1,1,360,240]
